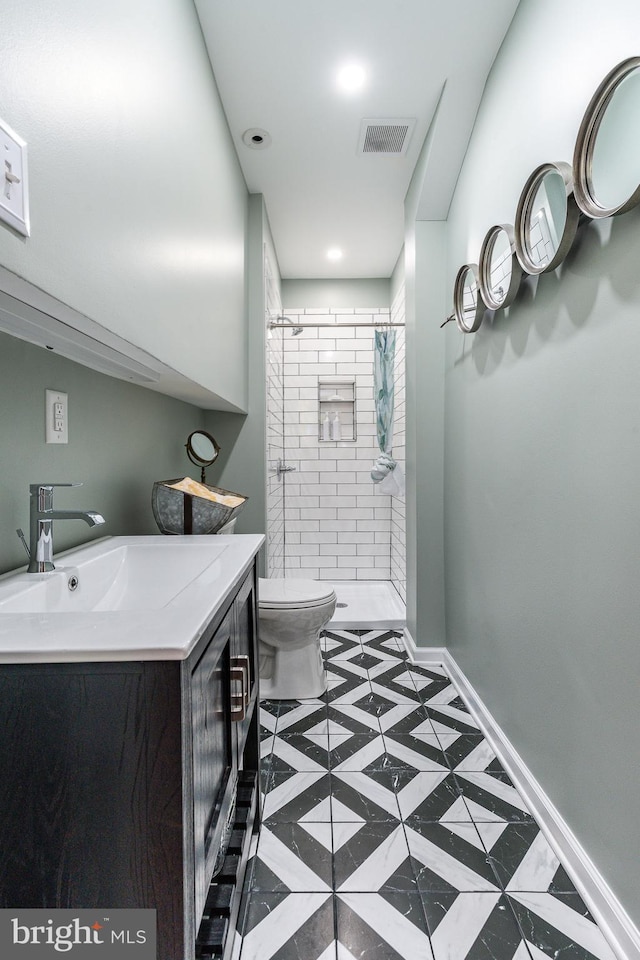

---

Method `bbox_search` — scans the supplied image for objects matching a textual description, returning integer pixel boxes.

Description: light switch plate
[0,118,29,237]
[45,389,68,444]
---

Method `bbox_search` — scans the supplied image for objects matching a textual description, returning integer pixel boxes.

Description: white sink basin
[0,540,227,613]
[0,534,264,663]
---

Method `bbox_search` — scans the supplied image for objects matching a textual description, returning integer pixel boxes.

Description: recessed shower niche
[318,378,356,441]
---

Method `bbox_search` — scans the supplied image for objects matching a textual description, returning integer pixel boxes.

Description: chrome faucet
[27,483,105,573]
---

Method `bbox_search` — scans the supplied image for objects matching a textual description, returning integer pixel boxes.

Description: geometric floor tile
[349,691,413,720]
[239,892,335,960]
[370,662,421,690]
[408,661,448,677]
[263,772,332,822]
[238,629,615,960]
[396,771,467,823]
[378,704,434,735]
[455,771,535,823]
[421,891,529,960]
[417,680,461,707]
[382,732,452,771]
[444,734,504,772]
[405,822,500,893]
[275,703,330,736]
[484,822,580,893]
[370,666,420,705]
[329,731,452,776]
[260,704,279,734]
[322,631,364,661]
[327,703,383,735]
[428,703,483,736]
[261,734,276,763]
[270,734,330,773]
[507,892,618,960]
[324,663,372,705]
[357,629,409,658]
[328,733,388,771]
[325,658,370,681]
[333,822,415,892]
[331,771,402,822]
[406,665,452,701]
[336,892,433,960]
[250,822,333,892]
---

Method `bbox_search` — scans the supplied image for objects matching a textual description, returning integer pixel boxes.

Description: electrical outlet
[45,389,68,444]
[0,118,29,237]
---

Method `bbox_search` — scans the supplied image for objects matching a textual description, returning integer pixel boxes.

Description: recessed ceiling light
[326,247,343,262]
[336,62,367,94]
[242,127,272,149]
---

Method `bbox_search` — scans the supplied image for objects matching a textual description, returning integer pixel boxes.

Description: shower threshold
[327,580,405,629]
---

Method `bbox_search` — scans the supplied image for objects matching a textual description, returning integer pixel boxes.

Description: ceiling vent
[357,118,416,156]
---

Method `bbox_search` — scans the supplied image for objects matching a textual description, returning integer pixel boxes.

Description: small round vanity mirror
[186,430,220,483]
[479,224,522,310]
[574,56,640,218]
[453,263,485,333]
[515,161,580,275]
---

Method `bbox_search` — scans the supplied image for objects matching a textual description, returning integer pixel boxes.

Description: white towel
[379,462,405,498]
[370,453,396,482]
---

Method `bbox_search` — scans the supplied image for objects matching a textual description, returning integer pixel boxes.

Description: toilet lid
[258,578,336,610]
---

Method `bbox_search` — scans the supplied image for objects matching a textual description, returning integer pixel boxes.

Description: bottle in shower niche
[322,412,331,441]
[331,412,342,440]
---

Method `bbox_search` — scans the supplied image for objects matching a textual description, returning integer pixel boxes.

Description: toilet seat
[259,578,336,611]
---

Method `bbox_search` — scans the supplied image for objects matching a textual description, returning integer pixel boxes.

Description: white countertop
[0,534,264,663]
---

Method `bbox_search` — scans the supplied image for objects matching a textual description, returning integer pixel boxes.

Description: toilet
[258,578,337,699]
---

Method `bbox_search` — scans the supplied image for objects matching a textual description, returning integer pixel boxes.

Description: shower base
[327,580,405,629]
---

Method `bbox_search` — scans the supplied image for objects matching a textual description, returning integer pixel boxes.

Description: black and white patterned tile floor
[235,629,618,960]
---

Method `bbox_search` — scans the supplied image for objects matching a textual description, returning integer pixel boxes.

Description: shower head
[276,315,304,336]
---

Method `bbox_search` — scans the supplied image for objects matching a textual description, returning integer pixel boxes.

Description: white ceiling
[194,1,520,280]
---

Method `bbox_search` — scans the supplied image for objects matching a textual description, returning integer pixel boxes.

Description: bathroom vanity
[0,534,264,960]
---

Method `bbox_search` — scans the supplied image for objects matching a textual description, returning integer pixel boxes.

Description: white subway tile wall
[265,255,285,578]
[390,284,406,603]
[273,306,404,581]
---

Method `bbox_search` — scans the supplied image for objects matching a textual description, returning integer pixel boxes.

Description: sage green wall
[405,221,446,647]
[403,102,447,649]
[205,196,278,574]
[0,330,204,576]
[442,0,640,924]
[0,0,248,409]
[282,279,390,308]
[390,253,405,311]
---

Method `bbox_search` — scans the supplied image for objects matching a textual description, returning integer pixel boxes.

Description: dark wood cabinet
[0,562,260,960]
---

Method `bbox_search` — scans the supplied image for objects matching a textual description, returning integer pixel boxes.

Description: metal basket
[152,478,248,536]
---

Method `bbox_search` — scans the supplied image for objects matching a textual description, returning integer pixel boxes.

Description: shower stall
[265,288,406,623]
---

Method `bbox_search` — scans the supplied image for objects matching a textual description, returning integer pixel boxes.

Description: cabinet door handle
[230,665,246,722]
[237,655,251,707]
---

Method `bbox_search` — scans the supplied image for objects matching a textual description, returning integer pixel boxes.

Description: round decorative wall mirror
[573,56,640,218]
[478,224,523,310]
[446,57,640,335]
[453,263,485,333]
[186,430,220,483]
[514,161,580,275]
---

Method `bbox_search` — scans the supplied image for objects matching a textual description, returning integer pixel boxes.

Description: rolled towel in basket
[167,477,245,508]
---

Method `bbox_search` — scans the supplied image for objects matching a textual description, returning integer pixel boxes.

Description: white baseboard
[403,640,640,960]
[403,627,446,664]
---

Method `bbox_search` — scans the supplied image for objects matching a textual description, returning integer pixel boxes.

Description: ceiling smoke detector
[357,118,416,156]
[242,127,272,149]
